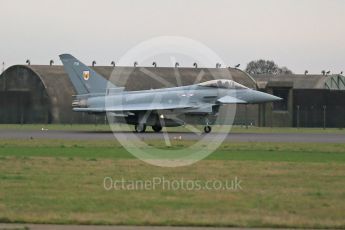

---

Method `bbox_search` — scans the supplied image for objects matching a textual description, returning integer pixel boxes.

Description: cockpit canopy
[198,79,248,89]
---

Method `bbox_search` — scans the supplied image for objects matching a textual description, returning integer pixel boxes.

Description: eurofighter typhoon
[60,54,281,133]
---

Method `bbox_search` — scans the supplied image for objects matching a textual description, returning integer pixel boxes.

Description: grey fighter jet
[60,54,281,133]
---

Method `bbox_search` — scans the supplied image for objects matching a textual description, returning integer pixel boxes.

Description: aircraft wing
[73,103,195,113]
[217,95,247,104]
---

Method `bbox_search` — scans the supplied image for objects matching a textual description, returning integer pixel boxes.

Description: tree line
[245,60,293,75]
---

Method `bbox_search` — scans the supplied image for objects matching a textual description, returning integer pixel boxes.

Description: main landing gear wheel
[152,125,162,133]
[204,126,212,133]
[135,124,146,133]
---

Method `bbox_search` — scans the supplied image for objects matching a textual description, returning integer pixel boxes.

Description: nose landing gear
[203,118,212,133]
[204,125,212,133]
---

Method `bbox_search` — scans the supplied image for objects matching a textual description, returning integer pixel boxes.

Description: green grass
[0,139,345,228]
[0,140,345,163]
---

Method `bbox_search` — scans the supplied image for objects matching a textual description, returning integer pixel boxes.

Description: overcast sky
[0,0,344,74]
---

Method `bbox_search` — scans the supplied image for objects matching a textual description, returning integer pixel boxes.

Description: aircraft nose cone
[252,90,282,103]
[267,94,282,102]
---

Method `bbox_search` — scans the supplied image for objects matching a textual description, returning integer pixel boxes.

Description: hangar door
[0,91,51,124]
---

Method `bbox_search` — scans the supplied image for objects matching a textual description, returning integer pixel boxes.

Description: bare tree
[245,60,293,75]
[279,66,293,75]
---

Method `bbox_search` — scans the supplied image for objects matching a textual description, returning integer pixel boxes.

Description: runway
[0,129,344,143]
[0,224,301,230]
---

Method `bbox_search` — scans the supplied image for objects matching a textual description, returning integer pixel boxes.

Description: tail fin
[59,54,118,95]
